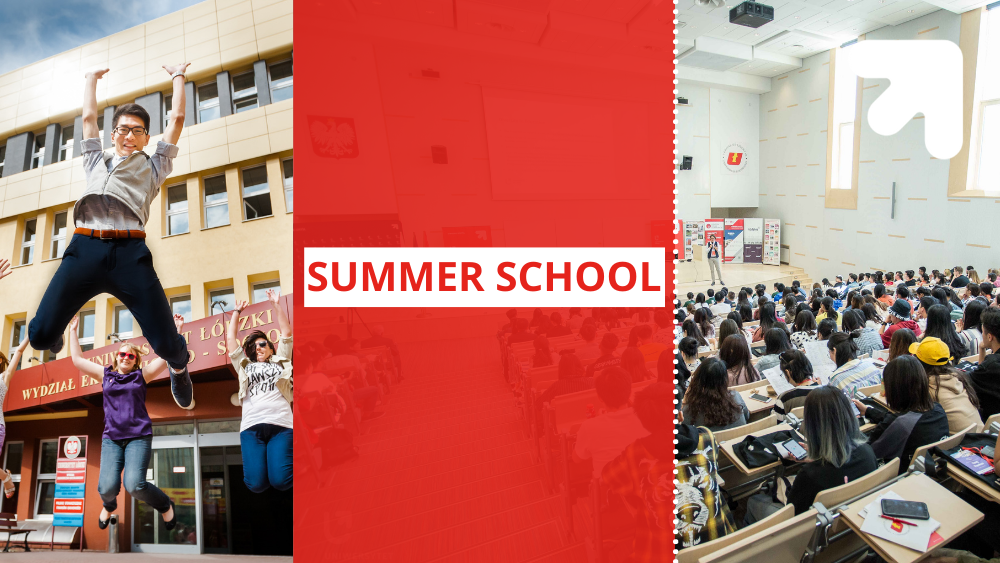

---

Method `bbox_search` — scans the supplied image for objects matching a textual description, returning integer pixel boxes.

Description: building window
[31,134,45,169]
[232,71,258,113]
[59,124,74,162]
[0,145,5,176]
[166,184,189,235]
[114,306,134,339]
[209,288,235,314]
[197,82,220,123]
[2,442,23,514]
[282,158,293,212]
[9,320,26,371]
[21,219,36,265]
[974,7,1000,192]
[252,280,280,304]
[164,94,173,127]
[204,175,229,228]
[269,60,293,103]
[50,211,68,259]
[35,440,58,519]
[78,310,95,352]
[242,165,272,220]
[170,295,192,322]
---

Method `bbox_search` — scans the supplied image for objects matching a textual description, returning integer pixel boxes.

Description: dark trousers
[240,423,293,493]
[28,235,189,370]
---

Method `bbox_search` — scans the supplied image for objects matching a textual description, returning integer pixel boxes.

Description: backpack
[733,430,804,468]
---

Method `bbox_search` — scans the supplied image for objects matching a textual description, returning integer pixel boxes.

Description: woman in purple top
[69,314,185,531]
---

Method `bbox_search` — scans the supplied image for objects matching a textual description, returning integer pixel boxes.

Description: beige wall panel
[228,134,271,162]
[190,145,231,171]
[5,174,42,201]
[2,194,41,219]
[38,186,72,210]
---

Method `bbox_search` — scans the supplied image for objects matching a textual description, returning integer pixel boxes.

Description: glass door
[133,424,200,554]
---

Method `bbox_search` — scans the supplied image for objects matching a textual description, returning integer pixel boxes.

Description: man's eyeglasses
[114,126,148,136]
[118,352,136,360]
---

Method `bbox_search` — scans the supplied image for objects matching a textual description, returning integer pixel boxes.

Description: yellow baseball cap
[909,337,953,366]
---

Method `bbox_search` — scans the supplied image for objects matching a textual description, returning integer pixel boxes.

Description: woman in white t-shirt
[956,300,986,358]
[227,290,293,493]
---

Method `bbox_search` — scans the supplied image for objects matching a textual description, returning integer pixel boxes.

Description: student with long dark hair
[860,303,884,328]
[719,334,759,385]
[682,319,710,350]
[681,358,749,430]
[756,328,793,372]
[875,283,894,307]
[912,337,983,433]
[746,386,876,523]
[791,310,818,349]
[956,299,986,357]
[841,310,884,358]
[816,297,841,328]
[827,331,881,390]
[888,328,917,361]
[923,304,969,361]
[532,334,555,367]
[772,350,822,421]
[752,302,778,342]
[694,307,717,343]
[854,356,949,473]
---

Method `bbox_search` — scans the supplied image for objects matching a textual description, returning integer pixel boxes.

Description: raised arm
[2,338,31,389]
[143,315,185,383]
[161,63,190,146]
[82,69,109,140]
[68,316,105,379]
[267,289,292,338]
[227,300,250,354]
[0,258,11,282]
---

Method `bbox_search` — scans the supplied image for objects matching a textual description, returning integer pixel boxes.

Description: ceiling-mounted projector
[694,0,727,7]
[730,1,774,28]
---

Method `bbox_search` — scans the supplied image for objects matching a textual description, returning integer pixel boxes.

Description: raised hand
[162,63,190,76]
[0,258,11,281]
[69,315,79,332]
[173,314,185,333]
[85,68,109,80]
[234,299,250,314]
[266,288,281,306]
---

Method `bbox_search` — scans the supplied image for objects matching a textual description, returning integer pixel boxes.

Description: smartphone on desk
[750,393,772,403]
[881,499,930,520]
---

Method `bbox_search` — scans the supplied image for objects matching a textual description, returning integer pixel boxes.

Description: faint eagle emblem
[309,116,359,158]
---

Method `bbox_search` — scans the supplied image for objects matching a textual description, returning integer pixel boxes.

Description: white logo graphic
[845,41,963,160]
[64,436,81,459]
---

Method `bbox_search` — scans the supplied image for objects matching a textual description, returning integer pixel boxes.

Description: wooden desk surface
[719,424,795,477]
[947,466,1000,505]
[739,389,777,416]
[838,473,984,563]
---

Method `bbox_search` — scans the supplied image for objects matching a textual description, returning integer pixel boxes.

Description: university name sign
[4,295,292,413]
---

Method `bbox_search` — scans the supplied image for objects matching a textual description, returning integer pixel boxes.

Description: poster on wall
[743,218,764,263]
[763,219,781,266]
[683,221,698,260]
[723,219,744,264]
[53,435,88,530]
[696,221,705,246]
[703,219,724,259]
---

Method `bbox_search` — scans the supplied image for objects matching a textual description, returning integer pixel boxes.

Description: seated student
[773,351,822,421]
[706,288,717,305]
[745,386,877,524]
[501,308,518,333]
[828,331,882,390]
[681,358,749,431]
[913,337,984,433]
[684,292,696,307]
[880,299,921,348]
[533,335,556,367]
[875,283,895,307]
[635,324,667,362]
[956,300,986,357]
[756,328,794,372]
[546,312,572,338]
[816,297,842,328]
[782,295,798,325]
[969,308,1000,421]
[575,324,601,359]
[586,333,622,378]
[923,304,970,361]
[854,356,950,473]
[963,283,982,306]
[529,308,546,328]
[816,318,838,343]
[640,385,735,552]
[536,353,595,422]
[861,301,885,328]
[719,334,760,385]
[752,302,779,342]
[914,296,936,334]
[718,318,745,350]
[682,319,711,352]
[651,311,672,345]
[888,328,918,361]
[567,307,585,331]
[573,367,650,479]
[841,310,884,358]
[508,318,536,344]
[791,310,819,348]
[621,346,653,383]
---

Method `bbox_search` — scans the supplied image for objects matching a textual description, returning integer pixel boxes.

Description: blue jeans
[98,436,170,513]
[240,423,293,493]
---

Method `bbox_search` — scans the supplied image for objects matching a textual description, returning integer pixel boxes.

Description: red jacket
[881,320,921,348]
